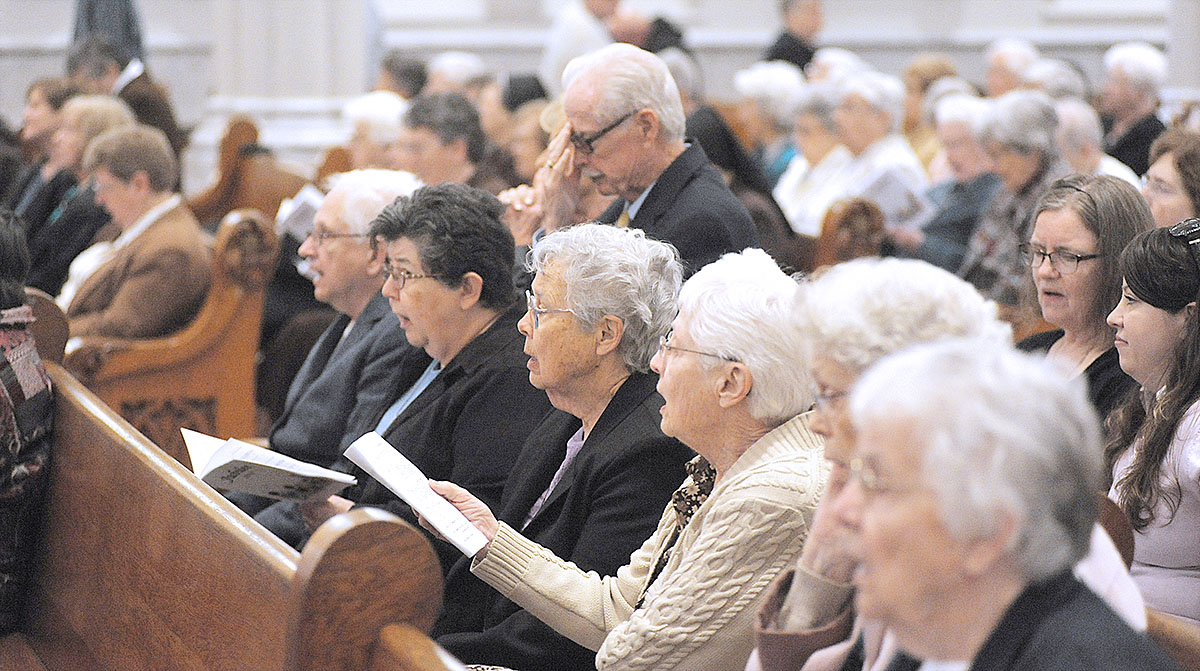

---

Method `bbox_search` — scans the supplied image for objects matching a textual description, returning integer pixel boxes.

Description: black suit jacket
[435,372,693,671]
[119,72,187,159]
[269,292,424,466]
[598,142,758,275]
[25,181,112,296]
[1104,112,1165,177]
[969,572,1176,671]
[349,303,553,571]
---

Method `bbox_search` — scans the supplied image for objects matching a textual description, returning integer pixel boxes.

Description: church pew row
[0,362,443,671]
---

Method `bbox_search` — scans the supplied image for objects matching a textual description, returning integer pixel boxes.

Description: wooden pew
[2,362,443,671]
[64,209,278,465]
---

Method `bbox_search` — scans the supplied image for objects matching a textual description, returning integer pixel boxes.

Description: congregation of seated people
[3,1,1200,669]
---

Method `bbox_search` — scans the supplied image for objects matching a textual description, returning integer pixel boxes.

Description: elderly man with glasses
[523,42,758,275]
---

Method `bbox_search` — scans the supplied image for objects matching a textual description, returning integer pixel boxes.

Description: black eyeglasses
[381,260,434,289]
[1018,243,1102,275]
[657,329,739,362]
[569,111,635,155]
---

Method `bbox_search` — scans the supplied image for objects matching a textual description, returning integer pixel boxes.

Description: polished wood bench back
[10,364,444,671]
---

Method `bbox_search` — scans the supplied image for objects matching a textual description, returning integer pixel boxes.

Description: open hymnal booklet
[343,432,488,557]
[180,428,356,502]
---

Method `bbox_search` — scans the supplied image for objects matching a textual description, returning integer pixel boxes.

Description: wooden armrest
[371,624,466,671]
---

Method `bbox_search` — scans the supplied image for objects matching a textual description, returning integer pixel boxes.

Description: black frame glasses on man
[570,111,635,155]
[1018,243,1102,275]
[657,329,739,362]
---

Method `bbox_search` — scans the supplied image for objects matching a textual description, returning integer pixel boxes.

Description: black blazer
[598,142,759,275]
[435,371,693,671]
[349,303,553,571]
[25,181,112,297]
[1104,112,1165,177]
[269,292,425,466]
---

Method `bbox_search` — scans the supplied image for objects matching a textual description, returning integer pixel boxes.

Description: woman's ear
[595,314,624,356]
[457,271,484,310]
[715,362,753,409]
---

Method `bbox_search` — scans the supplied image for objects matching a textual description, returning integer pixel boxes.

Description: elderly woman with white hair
[827,70,929,234]
[1055,98,1140,186]
[957,89,1071,315]
[432,248,826,671]
[891,94,1002,272]
[433,223,693,671]
[1099,41,1168,176]
[342,90,408,170]
[733,60,807,187]
[774,84,853,238]
[749,258,1145,671]
[838,341,1175,670]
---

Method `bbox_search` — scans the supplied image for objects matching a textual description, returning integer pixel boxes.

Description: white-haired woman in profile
[750,257,1145,671]
[432,248,827,671]
[840,341,1174,670]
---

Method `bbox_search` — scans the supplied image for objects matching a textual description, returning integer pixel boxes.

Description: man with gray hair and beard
[527,42,757,275]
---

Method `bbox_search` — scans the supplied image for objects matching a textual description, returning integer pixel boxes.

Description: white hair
[809,47,871,86]
[933,94,989,139]
[529,224,682,373]
[1023,58,1090,100]
[428,51,487,86]
[982,89,1060,156]
[986,38,1039,75]
[838,70,906,132]
[658,47,704,102]
[795,257,1011,376]
[794,83,840,131]
[921,76,978,126]
[677,249,810,426]
[1055,97,1104,154]
[342,91,409,146]
[733,60,807,130]
[1104,42,1167,97]
[562,43,687,144]
[326,169,423,235]
[851,340,1102,582]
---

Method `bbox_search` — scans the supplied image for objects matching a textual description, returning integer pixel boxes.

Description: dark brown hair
[1105,227,1200,530]
[1148,128,1200,219]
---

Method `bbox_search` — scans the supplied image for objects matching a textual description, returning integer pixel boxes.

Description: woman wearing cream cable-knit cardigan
[431,249,827,671]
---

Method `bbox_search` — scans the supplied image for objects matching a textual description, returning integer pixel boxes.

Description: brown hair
[1105,227,1200,530]
[27,77,81,110]
[1148,128,1200,219]
[1031,174,1154,327]
[83,124,177,192]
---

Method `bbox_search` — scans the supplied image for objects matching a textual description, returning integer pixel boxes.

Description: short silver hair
[529,224,682,373]
[794,83,840,131]
[986,38,1039,76]
[342,91,409,146]
[326,169,423,235]
[1104,42,1167,97]
[933,94,989,139]
[796,257,1010,376]
[851,340,1102,582]
[921,76,978,126]
[838,70,905,132]
[562,43,686,143]
[1055,97,1104,154]
[809,47,870,86]
[428,51,487,87]
[734,60,807,131]
[981,89,1060,156]
[677,248,810,426]
[1022,58,1089,100]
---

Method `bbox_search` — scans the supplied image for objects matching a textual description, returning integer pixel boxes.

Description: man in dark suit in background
[67,36,188,163]
[534,42,758,275]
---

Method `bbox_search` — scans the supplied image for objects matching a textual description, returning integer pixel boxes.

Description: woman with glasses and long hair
[1016,174,1152,420]
[1106,221,1200,624]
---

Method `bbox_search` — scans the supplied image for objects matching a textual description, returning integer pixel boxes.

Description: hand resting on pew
[301,494,354,531]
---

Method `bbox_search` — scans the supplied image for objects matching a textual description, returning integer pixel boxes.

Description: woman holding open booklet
[426,248,827,671]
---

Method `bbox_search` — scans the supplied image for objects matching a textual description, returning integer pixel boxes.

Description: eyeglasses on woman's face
[1018,243,1101,275]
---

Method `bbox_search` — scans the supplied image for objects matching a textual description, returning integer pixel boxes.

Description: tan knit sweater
[472,412,827,671]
